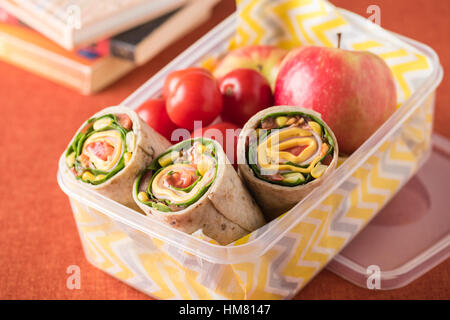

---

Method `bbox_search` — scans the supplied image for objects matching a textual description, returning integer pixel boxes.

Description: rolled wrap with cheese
[64,106,171,211]
[237,106,338,220]
[133,138,266,245]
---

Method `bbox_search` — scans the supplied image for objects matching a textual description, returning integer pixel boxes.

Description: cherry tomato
[136,98,178,142]
[191,122,240,167]
[164,68,223,131]
[162,67,210,99]
[219,68,273,127]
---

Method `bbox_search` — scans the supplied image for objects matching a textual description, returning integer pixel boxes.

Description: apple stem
[337,33,342,49]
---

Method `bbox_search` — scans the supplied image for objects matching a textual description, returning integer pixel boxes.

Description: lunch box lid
[327,134,450,290]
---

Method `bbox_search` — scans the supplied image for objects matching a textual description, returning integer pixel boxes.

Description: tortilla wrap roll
[133,138,266,245]
[64,106,171,211]
[237,106,339,220]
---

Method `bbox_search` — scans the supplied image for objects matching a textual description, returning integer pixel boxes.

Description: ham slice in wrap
[237,106,339,220]
[133,138,266,245]
[64,106,171,211]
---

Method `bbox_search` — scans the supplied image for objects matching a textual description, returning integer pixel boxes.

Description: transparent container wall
[58,11,443,299]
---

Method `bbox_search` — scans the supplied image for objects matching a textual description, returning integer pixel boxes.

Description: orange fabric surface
[0,0,448,299]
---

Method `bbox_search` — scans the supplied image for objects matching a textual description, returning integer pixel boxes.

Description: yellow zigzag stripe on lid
[379,48,409,60]
[231,0,349,49]
[424,94,434,124]
[272,0,322,47]
[390,53,429,100]
[352,40,382,51]
[311,17,346,47]
[272,0,307,48]
[292,0,329,45]
[240,0,265,45]
[229,0,255,48]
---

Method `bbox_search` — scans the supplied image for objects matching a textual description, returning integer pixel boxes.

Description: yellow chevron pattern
[67,0,436,300]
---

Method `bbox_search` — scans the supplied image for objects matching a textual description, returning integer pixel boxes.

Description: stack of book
[0,0,218,94]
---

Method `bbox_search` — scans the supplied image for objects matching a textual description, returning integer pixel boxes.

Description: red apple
[213,45,287,89]
[274,46,397,154]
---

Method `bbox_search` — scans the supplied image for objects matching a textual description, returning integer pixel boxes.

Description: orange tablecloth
[0,0,448,299]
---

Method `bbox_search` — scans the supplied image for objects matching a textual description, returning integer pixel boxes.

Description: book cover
[0,0,187,49]
[110,7,181,62]
[109,0,219,65]
[0,21,134,94]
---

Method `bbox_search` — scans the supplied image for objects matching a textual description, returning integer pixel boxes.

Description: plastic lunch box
[57,11,444,299]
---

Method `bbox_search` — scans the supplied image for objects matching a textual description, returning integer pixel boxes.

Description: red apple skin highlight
[274,46,397,154]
